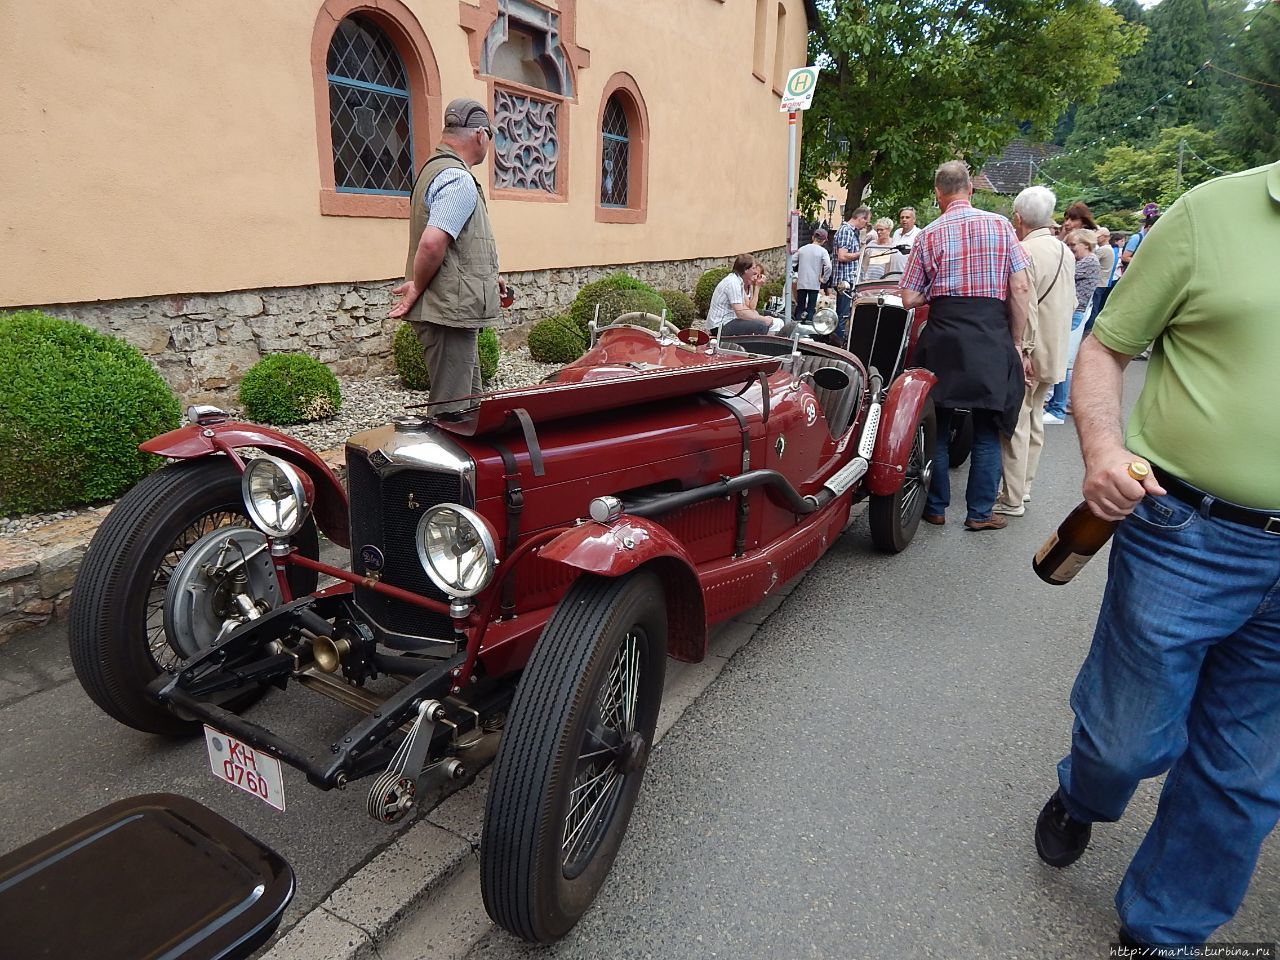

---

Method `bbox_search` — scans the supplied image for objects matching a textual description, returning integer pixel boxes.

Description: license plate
[204,726,286,812]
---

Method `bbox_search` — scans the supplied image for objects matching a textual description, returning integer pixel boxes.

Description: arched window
[595,74,648,224]
[327,15,413,195]
[600,96,629,207]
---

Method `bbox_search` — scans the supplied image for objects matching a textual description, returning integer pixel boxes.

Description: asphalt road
[0,539,417,933]
[437,364,1279,960]
[4,364,1277,957]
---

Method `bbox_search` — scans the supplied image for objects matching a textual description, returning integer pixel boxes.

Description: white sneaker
[1043,413,1065,425]
[993,502,1026,517]
[1023,493,1031,503]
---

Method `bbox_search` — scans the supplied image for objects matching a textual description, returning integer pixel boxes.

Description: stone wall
[34,247,785,404]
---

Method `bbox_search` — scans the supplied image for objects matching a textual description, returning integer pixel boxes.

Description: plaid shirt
[832,222,861,286]
[900,200,1029,301]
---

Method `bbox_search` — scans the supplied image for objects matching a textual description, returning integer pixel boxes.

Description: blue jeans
[1056,492,1280,945]
[1045,310,1087,417]
[796,288,819,325]
[834,290,853,343]
[925,408,1001,521]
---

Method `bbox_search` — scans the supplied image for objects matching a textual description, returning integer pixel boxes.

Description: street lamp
[825,197,837,252]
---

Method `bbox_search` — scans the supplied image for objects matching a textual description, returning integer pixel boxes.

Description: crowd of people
[895,157,1280,953]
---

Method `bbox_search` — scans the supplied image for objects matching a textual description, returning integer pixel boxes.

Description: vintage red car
[68,312,935,942]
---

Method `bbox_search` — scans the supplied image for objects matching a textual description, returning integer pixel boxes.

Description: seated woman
[743,262,765,311]
[706,254,781,336]
[861,218,895,281]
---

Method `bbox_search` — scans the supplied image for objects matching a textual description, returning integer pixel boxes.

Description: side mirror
[895,244,912,254]
[810,366,851,391]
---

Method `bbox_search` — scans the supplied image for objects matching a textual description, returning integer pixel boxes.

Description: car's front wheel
[868,400,936,553]
[481,571,667,943]
[69,458,318,736]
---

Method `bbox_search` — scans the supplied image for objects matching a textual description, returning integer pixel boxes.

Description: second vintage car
[68,309,935,942]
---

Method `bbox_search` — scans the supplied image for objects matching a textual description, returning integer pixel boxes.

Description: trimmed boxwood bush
[761,275,785,305]
[393,322,429,390]
[593,288,667,328]
[659,289,697,330]
[239,353,341,426]
[695,267,731,318]
[0,310,182,515]
[394,322,500,390]
[527,315,586,364]
[567,271,662,334]
[478,328,500,383]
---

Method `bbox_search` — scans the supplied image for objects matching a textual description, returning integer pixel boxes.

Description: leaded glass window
[327,16,413,195]
[493,88,558,194]
[600,96,630,207]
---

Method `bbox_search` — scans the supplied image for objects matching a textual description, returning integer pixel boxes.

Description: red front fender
[539,518,708,663]
[866,367,937,496]
[140,421,350,548]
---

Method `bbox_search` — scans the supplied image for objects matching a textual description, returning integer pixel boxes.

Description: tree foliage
[1219,2,1280,167]
[799,0,1143,217]
[1092,124,1238,209]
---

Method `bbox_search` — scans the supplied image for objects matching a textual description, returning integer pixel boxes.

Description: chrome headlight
[241,456,312,538]
[812,307,838,335]
[415,504,498,598]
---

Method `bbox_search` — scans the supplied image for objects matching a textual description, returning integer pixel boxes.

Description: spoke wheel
[868,399,936,553]
[69,458,318,736]
[482,572,666,943]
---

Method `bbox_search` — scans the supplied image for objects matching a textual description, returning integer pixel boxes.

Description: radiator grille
[346,448,473,643]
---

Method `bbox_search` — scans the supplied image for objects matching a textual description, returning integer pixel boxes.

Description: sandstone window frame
[459,0,590,205]
[595,74,649,225]
[311,0,441,219]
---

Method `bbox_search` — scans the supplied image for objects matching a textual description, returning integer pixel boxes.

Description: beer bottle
[1033,461,1150,585]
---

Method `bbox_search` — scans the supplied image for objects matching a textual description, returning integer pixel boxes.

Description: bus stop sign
[780,67,819,112]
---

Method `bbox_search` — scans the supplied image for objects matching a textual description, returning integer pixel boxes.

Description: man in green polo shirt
[1033,161,1280,950]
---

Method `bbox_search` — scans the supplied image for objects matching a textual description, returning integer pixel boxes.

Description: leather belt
[1152,465,1280,535]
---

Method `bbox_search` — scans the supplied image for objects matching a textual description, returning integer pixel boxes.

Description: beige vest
[405,145,499,329]
[1021,228,1075,383]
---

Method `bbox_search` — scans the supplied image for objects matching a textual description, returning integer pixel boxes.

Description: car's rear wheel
[69,458,318,736]
[481,571,667,943]
[947,409,973,468]
[868,400,936,553]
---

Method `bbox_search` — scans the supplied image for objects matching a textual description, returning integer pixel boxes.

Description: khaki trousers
[998,379,1054,508]
[413,322,482,415]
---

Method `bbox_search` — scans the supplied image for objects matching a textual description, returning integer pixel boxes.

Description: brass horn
[312,635,351,674]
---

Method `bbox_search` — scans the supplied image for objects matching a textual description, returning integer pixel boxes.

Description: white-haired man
[995,186,1076,515]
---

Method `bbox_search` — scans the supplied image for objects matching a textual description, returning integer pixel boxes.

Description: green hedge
[239,353,341,425]
[394,323,500,390]
[393,322,430,389]
[0,310,182,515]
[658,290,697,330]
[695,267,731,318]
[527,315,586,364]
[567,272,662,334]
[593,288,667,328]
[478,328,500,382]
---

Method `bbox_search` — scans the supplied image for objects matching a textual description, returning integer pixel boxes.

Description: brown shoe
[923,514,946,526]
[964,515,1008,531]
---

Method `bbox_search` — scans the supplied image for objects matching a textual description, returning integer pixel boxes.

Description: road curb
[262,501,865,960]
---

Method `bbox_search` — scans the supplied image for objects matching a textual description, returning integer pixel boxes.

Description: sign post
[779,67,819,331]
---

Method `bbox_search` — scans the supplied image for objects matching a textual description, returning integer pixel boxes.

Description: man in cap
[390,97,507,414]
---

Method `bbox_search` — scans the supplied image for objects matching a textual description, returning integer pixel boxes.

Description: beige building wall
[1,0,809,308]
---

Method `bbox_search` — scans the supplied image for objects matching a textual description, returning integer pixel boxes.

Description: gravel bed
[1,348,562,539]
